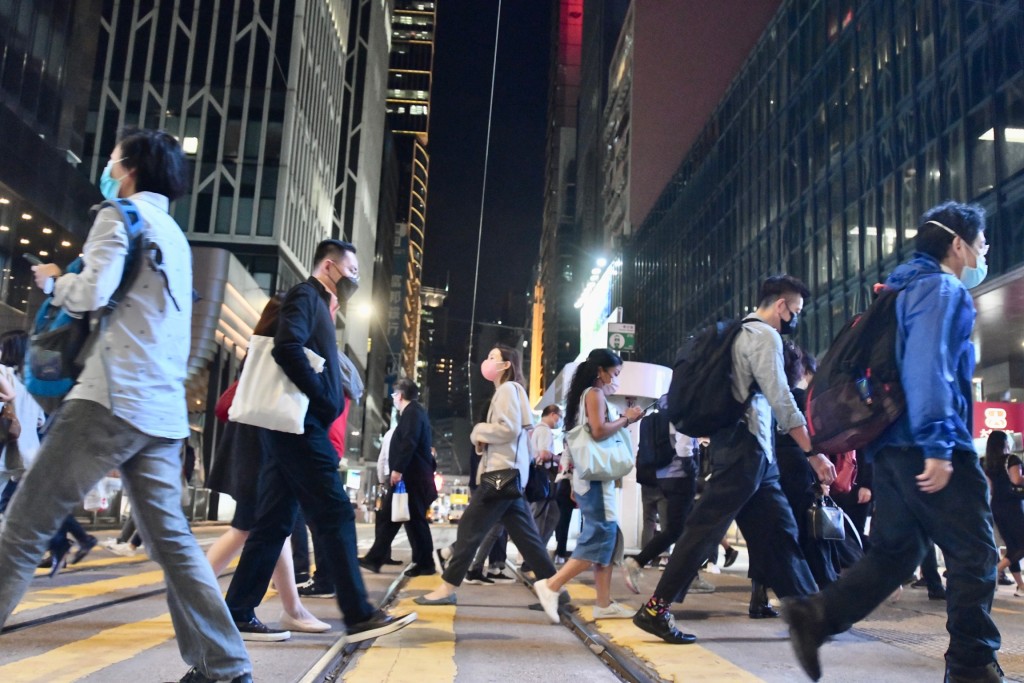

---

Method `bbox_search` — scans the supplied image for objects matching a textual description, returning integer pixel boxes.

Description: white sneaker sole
[239,629,291,642]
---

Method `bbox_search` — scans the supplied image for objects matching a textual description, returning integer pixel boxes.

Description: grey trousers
[531,497,561,549]
[0,400,250,680]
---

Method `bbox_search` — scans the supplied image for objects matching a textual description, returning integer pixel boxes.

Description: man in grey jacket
[633,275,836,645]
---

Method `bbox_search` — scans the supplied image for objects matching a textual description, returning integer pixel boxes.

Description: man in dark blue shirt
[224,239,416,644]
[784,202,1003,683]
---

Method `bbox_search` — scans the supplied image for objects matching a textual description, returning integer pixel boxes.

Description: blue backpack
[25,199,147,399]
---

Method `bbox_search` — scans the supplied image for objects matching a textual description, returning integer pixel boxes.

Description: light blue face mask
[928,220,989,289]
[99,158,127,200]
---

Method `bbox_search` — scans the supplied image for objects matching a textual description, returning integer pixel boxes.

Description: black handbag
[807,495,846,541]
[524,462,551,502]
[479,468,523,500]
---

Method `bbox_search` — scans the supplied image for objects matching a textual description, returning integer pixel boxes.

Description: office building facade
[632,0,1024,399]
[386,0,435,382]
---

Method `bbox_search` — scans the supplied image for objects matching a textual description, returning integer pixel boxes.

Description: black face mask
[779,308,799,335]
[336,275,360,302]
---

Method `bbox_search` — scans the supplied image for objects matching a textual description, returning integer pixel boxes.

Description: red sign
[972,401,1024,440]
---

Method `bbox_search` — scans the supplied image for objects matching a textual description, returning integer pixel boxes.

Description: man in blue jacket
[224,239,416,643]
[784,202,1003,683]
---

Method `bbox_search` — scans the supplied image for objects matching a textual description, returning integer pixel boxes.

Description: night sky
[424,1,552,334]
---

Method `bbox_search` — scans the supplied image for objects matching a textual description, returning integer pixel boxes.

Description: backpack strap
[97,198,182,314]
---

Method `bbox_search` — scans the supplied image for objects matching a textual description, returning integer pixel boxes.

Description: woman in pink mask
[415,345,558,606]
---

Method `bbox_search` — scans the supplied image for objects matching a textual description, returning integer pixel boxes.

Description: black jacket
[272,278,344,427]
[389,400,437,504]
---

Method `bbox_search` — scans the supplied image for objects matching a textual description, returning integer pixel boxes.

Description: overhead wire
[466,0,503,421]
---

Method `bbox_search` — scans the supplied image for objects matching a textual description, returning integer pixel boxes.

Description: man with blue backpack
[0,128,253,683]
[784,202,1004,683]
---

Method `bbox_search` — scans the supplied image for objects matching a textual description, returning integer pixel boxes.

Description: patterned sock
[644,596,670,616]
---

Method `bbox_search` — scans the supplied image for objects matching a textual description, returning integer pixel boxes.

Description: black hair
[116,128,189,200]
[803,349,818,376]
[541,404,561,417]
[782,340,805,389]
[395,377,420,401]
[492,344,525,386]
[564,348,622,430]
[313,239,357,267]
[984,430,1011,477]
[0,329,28,375]
[758,275,811,308]
[915,201,986,261]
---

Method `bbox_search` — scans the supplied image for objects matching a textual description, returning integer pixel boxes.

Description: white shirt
[58,192,193,439]
[377,425,396,482]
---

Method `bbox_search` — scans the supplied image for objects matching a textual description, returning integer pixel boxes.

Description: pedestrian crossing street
[1,526,1022,682]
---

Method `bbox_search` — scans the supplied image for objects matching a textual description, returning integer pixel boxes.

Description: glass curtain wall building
[631,0,1024,364]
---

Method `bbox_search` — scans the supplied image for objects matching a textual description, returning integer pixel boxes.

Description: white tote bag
[228,335,326,434]
[391,480,411,523]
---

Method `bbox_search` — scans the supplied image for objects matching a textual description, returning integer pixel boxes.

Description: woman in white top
[534,348,643,622]
[416,344,558,605]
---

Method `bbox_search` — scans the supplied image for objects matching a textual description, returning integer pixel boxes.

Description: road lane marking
[33,553,150,578]
[14,570,168,615]
[342,575,456,683]
[566,584,764,682]
[0,614,174,682]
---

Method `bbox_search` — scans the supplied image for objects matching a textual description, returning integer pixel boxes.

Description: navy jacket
[389,400,437,505]
[272,278,344,427]
[871,253,976,461]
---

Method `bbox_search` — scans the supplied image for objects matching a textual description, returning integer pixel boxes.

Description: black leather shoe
[48,545,70,578]
[748,581,779,618]
[632,606,697,644]
[781,596,827,681]
[997,573,1014,586]
[178,666,254,682]
[383,558,404,566]
[70,535,98,565]
[944,661,1006,683]
[928,587,947,601]
[358,557,382,573]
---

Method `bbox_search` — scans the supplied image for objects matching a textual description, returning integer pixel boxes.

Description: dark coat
[388,400,437,511]
[272,278,344,427]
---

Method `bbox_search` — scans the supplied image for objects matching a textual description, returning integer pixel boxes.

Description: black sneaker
[485,568,515,582]
[178,666,254,683]
[297,579,335,598]
[358,557,382,573]
[464,569,494,585]
[346,609,417,644]
[632,606,697,644]
[723,546,739,568]
[404,564,436,577]
[234,616,290,642]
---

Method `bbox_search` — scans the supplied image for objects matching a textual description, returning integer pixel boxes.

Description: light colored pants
[0,400,250,680]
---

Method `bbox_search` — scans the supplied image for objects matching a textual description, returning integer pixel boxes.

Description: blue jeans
[819,447,1000,670]
[225,423,375,627]
[0,400,250,680]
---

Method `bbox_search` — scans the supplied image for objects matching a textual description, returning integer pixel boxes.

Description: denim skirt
[571,479,621,566]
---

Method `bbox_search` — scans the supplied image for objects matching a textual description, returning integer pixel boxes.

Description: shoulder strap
[98,199,146,314]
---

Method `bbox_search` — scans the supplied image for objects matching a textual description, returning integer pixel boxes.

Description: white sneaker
[279,611,331,633]
[704,561,722,574]
[689,576,716,594]
[1014,589,1023,598]
[107,542,138,557]
[533,579,560,624]
[100,537,119,549]
[592,601,636,620]
[623,557,643,594]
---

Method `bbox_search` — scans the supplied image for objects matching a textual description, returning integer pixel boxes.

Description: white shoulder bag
[228,335,325,434]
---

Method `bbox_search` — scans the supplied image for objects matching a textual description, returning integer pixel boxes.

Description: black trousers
[635,476,696,567]
[819,448,1000,670]
[363,485,435,569]
[654,425,818,602]
[553,479,575,557]
[225,423,374,627]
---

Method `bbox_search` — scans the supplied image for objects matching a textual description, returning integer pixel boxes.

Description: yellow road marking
[566,584,764,683]
[342,575,457,683]
[33,553,150,578]
[992,606,1023,615]
[0,614,174,682]
[14,570,168,614]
